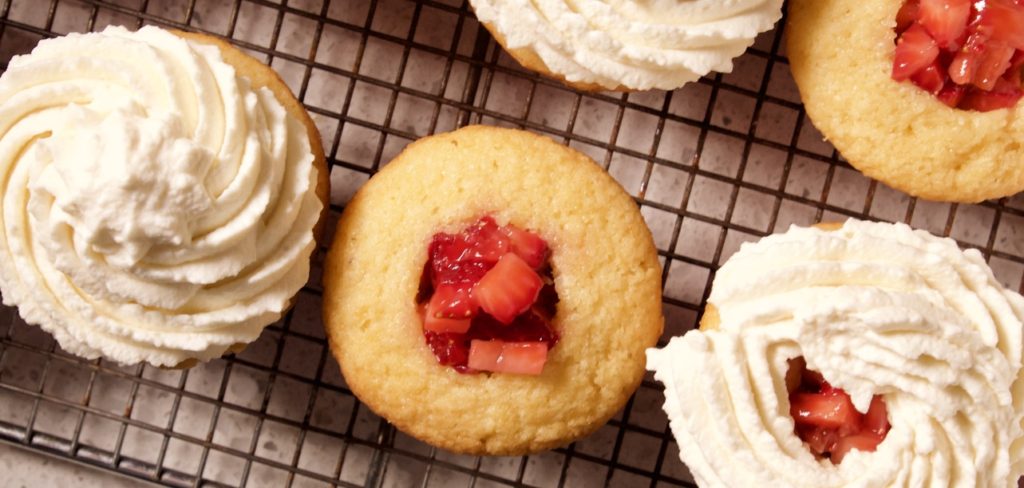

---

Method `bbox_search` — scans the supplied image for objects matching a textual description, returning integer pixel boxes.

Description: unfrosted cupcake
[470,0,784,91]
[648,219,1024,487]
[0,26,328,367]
[323,126,663,455]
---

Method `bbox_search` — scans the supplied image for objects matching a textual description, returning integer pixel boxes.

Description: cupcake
[323,125,663,455]
[469,0,784,92]
[0,26,328,367]
[647,219,1024,486]
[787,0,1024,203]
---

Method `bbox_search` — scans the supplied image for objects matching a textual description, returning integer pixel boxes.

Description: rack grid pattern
[0,0,1023,487]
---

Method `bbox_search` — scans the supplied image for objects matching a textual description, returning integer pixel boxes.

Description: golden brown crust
[786,0,1024,203]
[162,31,329,369]
[322,125,663,455]
[699,222,841,332]
[479,21,629,93]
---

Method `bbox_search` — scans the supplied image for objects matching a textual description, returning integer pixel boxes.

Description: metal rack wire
[0,0,1022,487]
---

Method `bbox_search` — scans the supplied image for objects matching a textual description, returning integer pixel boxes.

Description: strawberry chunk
[423,286,475,333]
[936,81,968,106]
[466,340,504,371]
[798,425,841,456]
[863,395,891,437]
[472,253,543,324]
[831,433,885,464]
[911,60,949,93]
[428,284,477,319]
[960,77,1024,110]
[894,24,941,81]
[500,225,549,269]
[972,41,1016,90]
[897,0,921,33]
[919,0,971,48]
[790,391,861,429]
[977,0,1024,50]
[424,332,471,369]
[468,340,548,375]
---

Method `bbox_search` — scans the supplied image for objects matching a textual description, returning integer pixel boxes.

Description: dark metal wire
[0,0,1022,487]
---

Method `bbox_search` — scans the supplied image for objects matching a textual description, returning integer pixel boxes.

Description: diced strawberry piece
[831,433,884,464]
[468,340,549,375]
[798,425,840,456]
[495,342,548,375]
[919,0,971,48]
[422,285,475,333]
[949,30,990,84]
[472,253,543,324]
[428,284,477,319]
[461,217,510,264]
[937,81,968,106]
[894,24,941,80]
[429,234,491,287]
[972,41,1016,90]
[500,225,549,269]
[467,340,504,371]
[911,60,949,93]
[790,390,861,429]
[961,77,1024,110]
[424,332,470,368]
[977,0,1024,50]
[863,395,891,436]
[897,0,921,33]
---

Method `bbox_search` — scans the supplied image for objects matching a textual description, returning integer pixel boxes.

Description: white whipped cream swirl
[470,0,784,90]
[647,220,1024,487]
[0,26,322,366]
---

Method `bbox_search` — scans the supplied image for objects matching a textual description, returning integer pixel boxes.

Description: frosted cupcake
[648,220,1024,487]
[470,0,784,91]
[0,26,328,367]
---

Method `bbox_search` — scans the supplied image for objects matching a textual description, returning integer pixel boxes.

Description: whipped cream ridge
[647,220,1024,487]
[0,26,322,366]
[470,0,784,90]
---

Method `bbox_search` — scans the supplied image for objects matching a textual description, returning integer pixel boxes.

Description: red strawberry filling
[893,0,1024,111]
[787,358,890,464]
[419,217,558,375]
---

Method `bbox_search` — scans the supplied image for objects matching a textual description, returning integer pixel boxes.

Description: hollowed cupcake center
[787,357,890,464]
[417,217,559,375]
[892,0,1024,111]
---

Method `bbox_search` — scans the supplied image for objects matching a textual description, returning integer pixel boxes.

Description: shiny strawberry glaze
[419,217,558,374]
[893,0,1024,111]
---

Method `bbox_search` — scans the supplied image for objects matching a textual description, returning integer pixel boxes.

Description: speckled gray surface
[0,442,153,487]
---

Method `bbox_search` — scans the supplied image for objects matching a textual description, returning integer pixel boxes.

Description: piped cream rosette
[647,219,1024,487]
[0,26,324,367]
[470,0,784,91]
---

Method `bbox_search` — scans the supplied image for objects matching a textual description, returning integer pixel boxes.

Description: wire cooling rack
[1,0,1023,487]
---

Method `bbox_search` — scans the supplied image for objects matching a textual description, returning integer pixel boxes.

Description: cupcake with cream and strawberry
[322,125,663,455]
[787,0,1024,203]
[647,220,1024,487]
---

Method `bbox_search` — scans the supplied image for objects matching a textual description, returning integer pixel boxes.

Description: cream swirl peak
[0,26,323,366]
[470,0,784,91]
[647,220,1024,487]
